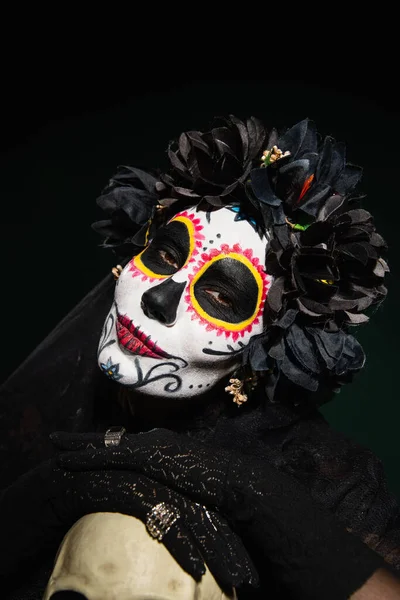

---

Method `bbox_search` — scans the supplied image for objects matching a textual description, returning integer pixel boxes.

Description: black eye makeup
[193,257,259,323]
[134,220,190,278]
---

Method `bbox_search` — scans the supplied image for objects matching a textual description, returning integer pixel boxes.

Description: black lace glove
[54,428,390,600]
[0,456,258,591]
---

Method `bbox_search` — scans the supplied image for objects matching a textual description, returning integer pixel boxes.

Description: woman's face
[98,207,272,397]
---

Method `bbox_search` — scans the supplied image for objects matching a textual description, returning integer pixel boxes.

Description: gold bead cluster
[261,145,291,166]
[225,378,248,406]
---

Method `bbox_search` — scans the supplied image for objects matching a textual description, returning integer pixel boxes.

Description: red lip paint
[116,314,169,359]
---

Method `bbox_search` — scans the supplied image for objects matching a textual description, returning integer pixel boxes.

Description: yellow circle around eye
[133,216,196,279]
[189,253,264,332]
[133,249,169,279]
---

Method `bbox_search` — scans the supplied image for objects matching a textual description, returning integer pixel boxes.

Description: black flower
[249,119,363,227]
[241,199,389,405]
[92,166,160,256]
[243,308,366,403]
[264,203,388,327]
[157,115,266,208]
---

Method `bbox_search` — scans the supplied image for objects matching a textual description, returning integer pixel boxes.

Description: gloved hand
[0,454,258,590]
[54,428,389,600]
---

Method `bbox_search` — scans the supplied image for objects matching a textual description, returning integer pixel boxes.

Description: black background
[2,38,400,494]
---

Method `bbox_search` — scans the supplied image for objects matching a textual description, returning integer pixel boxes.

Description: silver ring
[104,426,126,448]
[146,502,180,541]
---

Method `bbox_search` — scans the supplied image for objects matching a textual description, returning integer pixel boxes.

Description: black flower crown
[92,116,389,406]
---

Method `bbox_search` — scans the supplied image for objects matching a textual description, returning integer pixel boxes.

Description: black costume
[1,273,399,598]
[0,117,398,598]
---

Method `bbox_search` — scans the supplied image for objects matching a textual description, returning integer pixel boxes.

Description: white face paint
[43,513,236,600]
[98,207,271,398]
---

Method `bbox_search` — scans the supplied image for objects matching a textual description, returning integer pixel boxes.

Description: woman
[1,116,398,598]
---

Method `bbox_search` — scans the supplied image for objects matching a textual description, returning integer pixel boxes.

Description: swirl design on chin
[129,357,188,393]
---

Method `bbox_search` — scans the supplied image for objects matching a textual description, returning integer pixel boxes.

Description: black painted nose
[141,279,185,325]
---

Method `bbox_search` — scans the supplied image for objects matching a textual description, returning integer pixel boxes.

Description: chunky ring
[146,502,180,541]
[104,426,126,448]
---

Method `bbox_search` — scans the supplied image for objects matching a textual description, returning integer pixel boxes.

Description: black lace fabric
[279,416,400,570]
[219,409,400,572]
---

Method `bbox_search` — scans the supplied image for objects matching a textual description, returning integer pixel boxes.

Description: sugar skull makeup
[98,207,272,397]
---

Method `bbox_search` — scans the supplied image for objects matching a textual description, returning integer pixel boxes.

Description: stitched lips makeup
[116,313,171,359]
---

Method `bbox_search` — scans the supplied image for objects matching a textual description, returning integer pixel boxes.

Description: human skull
[43,512,236,600]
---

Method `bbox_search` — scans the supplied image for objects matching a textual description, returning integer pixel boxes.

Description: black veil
[0,273,116,488]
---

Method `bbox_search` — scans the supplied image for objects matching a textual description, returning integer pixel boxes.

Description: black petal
[250,168,282,207]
